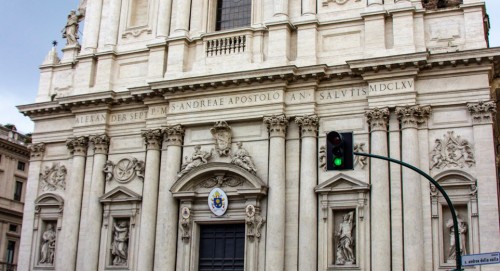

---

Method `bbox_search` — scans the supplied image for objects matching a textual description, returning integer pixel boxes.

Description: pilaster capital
[142,129,163,150]
[89,134,110,154]
[28,143,46,160]
[295,114,319,138]
[67,136,89,156]
[263,114,289,138]
[395,105,431,129]
[467,100,496,124]
[163,125,185,146]
[365,107,390,131]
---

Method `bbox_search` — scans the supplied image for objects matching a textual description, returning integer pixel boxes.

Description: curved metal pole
[354,152,463,271]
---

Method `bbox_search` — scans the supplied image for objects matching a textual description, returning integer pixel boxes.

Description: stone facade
[0,125,30,270]
[17,0,500,271]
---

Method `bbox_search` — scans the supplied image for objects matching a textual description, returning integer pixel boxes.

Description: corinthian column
[263,114,288,271]
[154,125,185,271]
[77,134,110,271]
[395,105,431,271]
[295,114,319,271]
[58,136,89,270]
[137,129,163,271]
[467,101,500,261]
[365,108,391,271]
[18,143,45,271]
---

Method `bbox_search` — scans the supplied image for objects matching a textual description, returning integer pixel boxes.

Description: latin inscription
[148,105,168,119]
[286,90,314,104]
[109,110,148,124]
[317,87,368,103]
[168,90,283,113]
[368,79,414,96]
[75,113,106,126]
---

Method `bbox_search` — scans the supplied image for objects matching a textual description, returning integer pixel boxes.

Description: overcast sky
[0,0,498,134]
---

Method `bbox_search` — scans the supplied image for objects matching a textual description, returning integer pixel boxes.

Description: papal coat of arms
[210,121,232,156]
[208,188,228,216]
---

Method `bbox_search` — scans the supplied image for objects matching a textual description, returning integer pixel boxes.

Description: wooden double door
[198,223,245,271]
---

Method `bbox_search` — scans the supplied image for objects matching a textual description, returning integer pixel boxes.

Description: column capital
[89,134,110,154]
[28,143,46,161]
[467,100,496,124]
[163,125,185,146]
[295,114,319,138]
[263,114,289,138]
[395,105,431,129]
[67,136,89,156]
[142,129,163,150]
[365,107,390,131]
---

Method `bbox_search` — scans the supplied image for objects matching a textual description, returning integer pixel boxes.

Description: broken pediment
[315,173,370,194]
[100,186,142,203]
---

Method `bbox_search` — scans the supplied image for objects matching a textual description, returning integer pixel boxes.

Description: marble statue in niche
[446,216,467,261]
[40,163,67,191]
[335,211,355,265]
[111,220,129,266]
[178,145,213,177]
[211,121,232,156]
[39,223,56,264]
[430,131,475,170]
[231,142,257,174]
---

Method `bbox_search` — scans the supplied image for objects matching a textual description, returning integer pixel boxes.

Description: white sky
[0,0,498,134]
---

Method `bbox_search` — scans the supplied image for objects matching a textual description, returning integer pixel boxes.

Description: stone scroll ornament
[245,205,265,242]
[103,158,145,183]
[40,163,68,191]
[211,121,232,156]
[430,131,475,170]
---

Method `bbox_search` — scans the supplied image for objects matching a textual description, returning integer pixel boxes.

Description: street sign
[462,252,500,266]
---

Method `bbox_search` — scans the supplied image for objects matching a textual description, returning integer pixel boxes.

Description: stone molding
[29,143,46,160]
[295,114,319,138]
[66,136,89,156]
[210,121,232,156]
[142,129,163,150]
[467,100,496,124]
[89,134,110,154]
[263,114,289,138]
[365,107,390,131]
[395,105,431,129]
[163,124,185,146]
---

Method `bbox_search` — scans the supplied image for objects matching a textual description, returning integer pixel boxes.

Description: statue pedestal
[61,44,80,63]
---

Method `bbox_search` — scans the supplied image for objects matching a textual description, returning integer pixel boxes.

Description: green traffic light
[333,157,343,166]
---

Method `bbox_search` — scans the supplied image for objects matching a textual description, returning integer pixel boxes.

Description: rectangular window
[216,0,251,31]
[17,161,25,171]
[9,224,18,233]
[6,240,16,264]
[14,181,23,201]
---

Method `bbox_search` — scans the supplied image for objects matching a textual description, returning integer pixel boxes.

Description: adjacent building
[17,0,500,271]
[0,125,30,270]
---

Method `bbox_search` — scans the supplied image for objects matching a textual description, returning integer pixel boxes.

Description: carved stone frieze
[395,105,431,129]
[141,129,163,150]
[180,207,191,242]
[245,205,265,242]
[103,158,145,183]
[319,145,327,171]
[89,134,110,154]
[178,145,213,177]
[467,101,496,124]
[263,114,289,138]
[29,143,46,160]
[163,124,185,146]
[231,142,257,174]
[365,107,390,131]
[66,136,89,156]
[198,175,245,189]
[354,143,367,169]
[295,114,319,137]
[430,131,475,170]
[210,121,232,156]
[40,163,68,191]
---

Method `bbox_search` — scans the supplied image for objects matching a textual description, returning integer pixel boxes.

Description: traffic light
[326,131,354,170]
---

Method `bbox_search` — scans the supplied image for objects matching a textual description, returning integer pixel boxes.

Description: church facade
[17,0,500,270]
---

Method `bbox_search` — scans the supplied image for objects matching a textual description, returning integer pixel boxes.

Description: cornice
[0,139,30,157]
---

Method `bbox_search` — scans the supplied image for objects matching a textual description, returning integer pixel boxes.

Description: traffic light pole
[354,152,463,271]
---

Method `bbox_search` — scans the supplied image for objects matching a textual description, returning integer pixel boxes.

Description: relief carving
[335,211,355,265]
[40,163,68,191]
[111,220,129,266]
[319,143,367,171]
[103,158,145,183]
[180,207,191,242]
[319,145,327,171]
[178,145,213,177]
[430,131,475,170]
[246,205,265,242]
[39,223,56,265]
[231,142,257,174]
[198,175,244,189]
[211,121,232,156]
